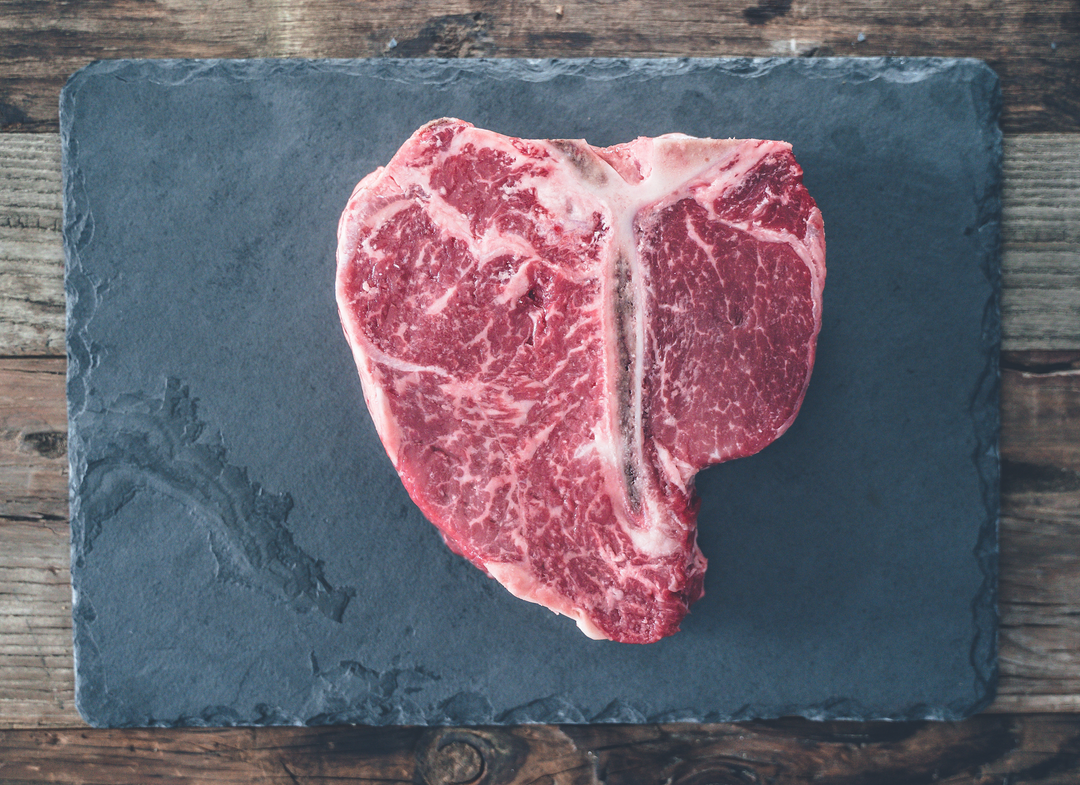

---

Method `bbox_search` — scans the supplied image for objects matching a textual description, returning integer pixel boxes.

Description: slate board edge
[59,54,1002,96]
[968,59,1004,718]
[60,56,1002,727]
[60,61,102,729]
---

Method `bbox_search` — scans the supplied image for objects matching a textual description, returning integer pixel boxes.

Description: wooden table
[1,2,1078,781]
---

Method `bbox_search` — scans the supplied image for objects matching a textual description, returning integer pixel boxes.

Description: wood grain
[0,357,67,522]
[0,0,1078,134]
[0,520,74,728]
[993,357,1080,712]
[0,715,1079,784]
[1,355,1080,726]
[0,134,63,357]
[1,133,1078,355]
[1003,135,1080,350]
[1001,365,1080,472]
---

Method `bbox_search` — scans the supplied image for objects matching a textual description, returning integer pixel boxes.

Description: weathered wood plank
[2,355,1080,725]
[992,357,1080,712]
[0,716,1078,784]
[0,0,1078,133]
[0,357,67,521]
[0,519,75,727]
[1002,135,1080,350]
[0,133,64,357]
[0,357,72,726]
[1,133,1078,355]
[1001,368,1080,470]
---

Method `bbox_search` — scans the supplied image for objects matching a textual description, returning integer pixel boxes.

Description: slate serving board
[62,57,1001,727]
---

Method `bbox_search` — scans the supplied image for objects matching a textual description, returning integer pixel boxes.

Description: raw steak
[336,118,825,643]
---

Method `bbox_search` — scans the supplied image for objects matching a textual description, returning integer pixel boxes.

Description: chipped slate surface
[63,57,1000,727]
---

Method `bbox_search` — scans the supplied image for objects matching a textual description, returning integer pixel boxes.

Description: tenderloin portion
[336,118,825,643]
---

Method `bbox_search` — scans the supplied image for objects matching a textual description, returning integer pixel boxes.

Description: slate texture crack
[69,379,356,623]
[302,659,442,725]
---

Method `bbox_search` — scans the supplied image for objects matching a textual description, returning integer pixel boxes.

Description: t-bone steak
[336,118,825,644]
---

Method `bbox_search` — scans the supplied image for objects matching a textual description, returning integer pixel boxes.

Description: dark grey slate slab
[62,57,1001,727]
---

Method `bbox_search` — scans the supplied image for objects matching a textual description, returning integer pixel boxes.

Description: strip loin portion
[337,118,825,643]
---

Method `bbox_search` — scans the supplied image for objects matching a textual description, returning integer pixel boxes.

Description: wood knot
[418,733,484,785]
[387,13,496,59]
[20,430,66,459]
[742,0,793,25]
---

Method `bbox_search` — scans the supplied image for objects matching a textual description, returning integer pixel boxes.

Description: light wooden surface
[1001,135,1080,350]
[0,136,62,357]
[1,0,1079,781]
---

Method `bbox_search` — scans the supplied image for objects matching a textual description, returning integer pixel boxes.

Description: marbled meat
[336,118,825,643]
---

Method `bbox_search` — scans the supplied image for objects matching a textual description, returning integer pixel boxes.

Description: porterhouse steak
[336,118,825,643]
